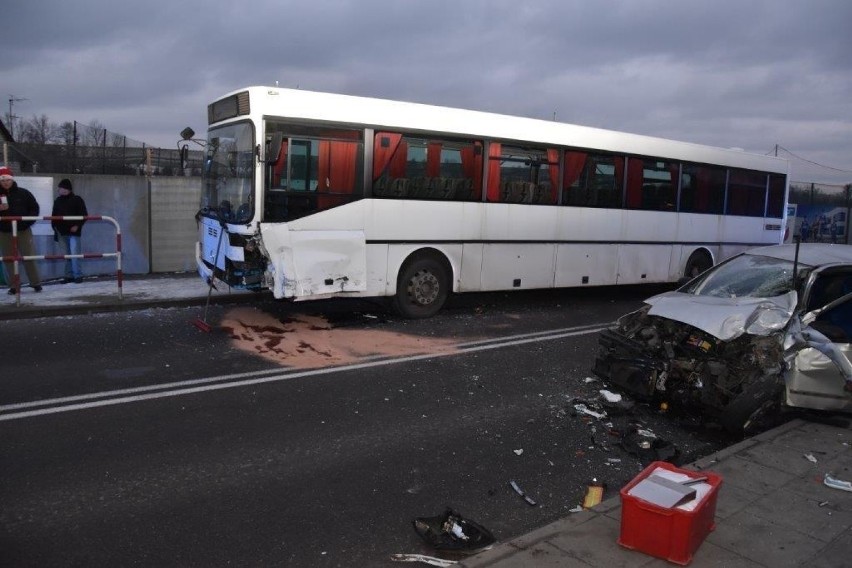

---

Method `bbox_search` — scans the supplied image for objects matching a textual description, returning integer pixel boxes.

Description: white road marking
[0,323,611,421]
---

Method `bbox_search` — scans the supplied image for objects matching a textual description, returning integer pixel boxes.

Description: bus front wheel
[393,255,450,319]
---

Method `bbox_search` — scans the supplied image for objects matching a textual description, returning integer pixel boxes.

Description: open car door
[787,294,852,412]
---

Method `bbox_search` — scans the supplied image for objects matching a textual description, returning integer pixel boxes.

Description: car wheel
[720,374,785,435]
[684,250,713,279]
[393,254,450,319]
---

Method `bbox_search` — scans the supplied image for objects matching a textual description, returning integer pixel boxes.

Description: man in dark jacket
[0,166,42,294]
[51,178,88,283]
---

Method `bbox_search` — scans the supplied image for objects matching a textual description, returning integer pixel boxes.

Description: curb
[0,293,258,321]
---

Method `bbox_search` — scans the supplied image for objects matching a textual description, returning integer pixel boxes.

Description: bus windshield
[200,122,255,223]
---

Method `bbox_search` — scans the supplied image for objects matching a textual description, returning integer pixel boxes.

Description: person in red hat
[0,166,43,294]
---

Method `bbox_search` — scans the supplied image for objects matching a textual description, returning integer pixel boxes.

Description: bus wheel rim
[410,270,439,305]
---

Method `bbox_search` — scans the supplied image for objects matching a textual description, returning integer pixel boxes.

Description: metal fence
[2,121,204,176]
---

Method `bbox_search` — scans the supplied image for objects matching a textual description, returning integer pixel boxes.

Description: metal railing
[1,215,122,306]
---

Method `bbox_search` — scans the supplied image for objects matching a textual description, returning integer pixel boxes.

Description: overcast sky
[4,1,851,184]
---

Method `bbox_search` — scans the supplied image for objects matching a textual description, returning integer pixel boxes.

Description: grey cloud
[1,0,850,183]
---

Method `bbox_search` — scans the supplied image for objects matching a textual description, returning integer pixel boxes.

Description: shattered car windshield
[681,254,798,299]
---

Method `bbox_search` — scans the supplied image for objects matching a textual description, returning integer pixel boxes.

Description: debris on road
[412,509,495,553]
[390,553,457,566]
[582,479,606,509]
[804,453,818,463]
[574,403,607,420]
[510,480,538,506]
[620,425,679,463]
[513,449,523,456]
[824,474,852,492]
[600,389,622,403]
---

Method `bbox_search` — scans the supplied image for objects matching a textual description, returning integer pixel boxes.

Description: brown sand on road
[221,306,460,368]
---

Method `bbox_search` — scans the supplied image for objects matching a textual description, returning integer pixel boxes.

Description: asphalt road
[0,285,735,567]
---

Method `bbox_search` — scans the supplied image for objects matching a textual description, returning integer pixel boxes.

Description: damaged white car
[593,243,852,434]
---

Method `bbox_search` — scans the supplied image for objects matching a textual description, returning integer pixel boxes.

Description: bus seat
[454,178,473,200]
[410,177,430,198]
[428,177,453,199]
[392,178,410,197]
[533,185,553,204]
[373,176,389,196]
[504,181,524,203]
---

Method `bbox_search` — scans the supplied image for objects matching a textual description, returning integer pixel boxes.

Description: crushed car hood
[643,290,798,341]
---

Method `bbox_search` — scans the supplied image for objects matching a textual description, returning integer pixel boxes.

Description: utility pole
[8,94,27,139]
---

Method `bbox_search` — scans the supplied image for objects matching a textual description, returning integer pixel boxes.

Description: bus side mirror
[267,132,283,163]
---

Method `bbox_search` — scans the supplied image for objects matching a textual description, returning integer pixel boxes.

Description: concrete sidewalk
[460,418,852,568]
[0,272,256,320]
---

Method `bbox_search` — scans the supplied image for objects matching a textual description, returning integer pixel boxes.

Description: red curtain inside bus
[317,141,359,209]
[562,151,587,205]
[487,143,501,201]
[547,149,560,202]
[427,142,442,177]
[373,132,409,180]
[460,143,483,199]
[625,158,645,208]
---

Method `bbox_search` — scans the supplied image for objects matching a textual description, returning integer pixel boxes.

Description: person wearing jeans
[51,178,88,283]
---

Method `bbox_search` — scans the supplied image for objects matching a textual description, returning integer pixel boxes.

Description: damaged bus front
[194,89,368,302]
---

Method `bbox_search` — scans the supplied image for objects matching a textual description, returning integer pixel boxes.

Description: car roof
[744,243,852,267]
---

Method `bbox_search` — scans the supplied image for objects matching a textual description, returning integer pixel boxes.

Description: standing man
[0,166,42,294]
[51,178,88,283]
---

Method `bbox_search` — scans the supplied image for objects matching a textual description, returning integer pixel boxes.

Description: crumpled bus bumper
[195,241,215,283]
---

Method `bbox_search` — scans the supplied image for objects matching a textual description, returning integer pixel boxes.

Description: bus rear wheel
[684,250,712,279]
[393,255,450,319]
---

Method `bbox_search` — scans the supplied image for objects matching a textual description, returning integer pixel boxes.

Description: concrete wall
[13,174,200,280]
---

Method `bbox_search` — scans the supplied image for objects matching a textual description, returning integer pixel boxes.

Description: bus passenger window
[563,153,623,208]
[679,164,725,214]
[625,158,678,211]
[728,169,768,217]
[372,133,481,202]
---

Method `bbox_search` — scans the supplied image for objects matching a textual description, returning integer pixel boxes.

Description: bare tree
[82,119,106,147]
[19,114,59,144]
[58,121,76,146]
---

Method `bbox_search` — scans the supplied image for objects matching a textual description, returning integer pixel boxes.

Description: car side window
[811,298,852,343]
[806,273,852,312]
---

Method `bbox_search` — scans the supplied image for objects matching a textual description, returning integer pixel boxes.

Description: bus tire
[684,250,712,279]
[393,253,450,319]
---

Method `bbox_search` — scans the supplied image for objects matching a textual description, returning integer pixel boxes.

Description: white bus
[194,86,789,317]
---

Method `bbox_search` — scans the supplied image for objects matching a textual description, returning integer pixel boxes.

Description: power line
[771,144,852,174]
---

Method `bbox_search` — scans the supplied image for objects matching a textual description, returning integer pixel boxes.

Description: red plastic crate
[618,461,722,565]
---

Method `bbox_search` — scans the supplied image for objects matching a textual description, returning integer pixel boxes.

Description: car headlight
[745,305,793,335]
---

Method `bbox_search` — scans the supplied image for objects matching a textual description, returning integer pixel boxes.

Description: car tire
[393,254,450,319]
[720,373,785,435]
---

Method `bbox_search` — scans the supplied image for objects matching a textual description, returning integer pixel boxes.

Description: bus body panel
[195,86,790,314]
[480,244,557,291]
[459,243,485,292]
[554,244,619,286]
[259,223,367,299]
